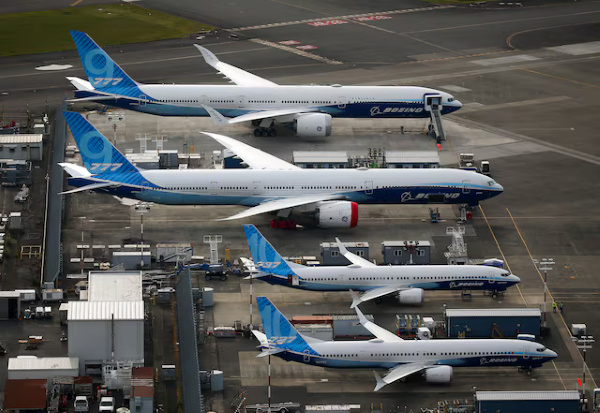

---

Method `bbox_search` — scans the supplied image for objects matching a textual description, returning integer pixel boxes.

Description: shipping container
[296,324,334,341]
[332,314,374,338]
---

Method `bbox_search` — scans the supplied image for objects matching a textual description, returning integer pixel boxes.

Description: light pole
[135,203,151,270]
[572,335,594,407]
[107,112,125,146]
[79,217,86,275]
[534,258,554,328]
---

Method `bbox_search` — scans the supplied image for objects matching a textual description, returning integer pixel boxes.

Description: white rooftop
[0,134,43,144]
[476,391,580,401]
[88,271,142,302]
[68,301,144,321]
[446,308,541,317]
[8,356,79,371]
[386,151,440,164]
[293,151,349,163]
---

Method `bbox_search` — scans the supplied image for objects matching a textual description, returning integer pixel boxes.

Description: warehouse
[87,271,142,302]
[381,241,431,265]
[385,151,440,168]
[68,301,144,375]
[0,134,43,161]
[446,308,542,338]
[8,356,79,380]
[293,151,349,168]
[475,390,580,413]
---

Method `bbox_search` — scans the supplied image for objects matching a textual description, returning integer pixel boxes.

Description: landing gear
[253,127,277,137]
[518,366,535,377]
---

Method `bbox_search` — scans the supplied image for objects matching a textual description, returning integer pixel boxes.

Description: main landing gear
[254,127,277,137]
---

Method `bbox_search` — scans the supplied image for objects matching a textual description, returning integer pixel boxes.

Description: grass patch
[0,3,214,56]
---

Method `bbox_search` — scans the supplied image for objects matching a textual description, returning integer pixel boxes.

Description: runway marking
[477,205,528,306]
[520,68,600,89]
[70,0,84,5]
[506,22,600,49]
[506,208,598,389]
[249,38,342,65]
[308,20,348,27]
[471,54,540,66]
[229,6,453,31]
[547,40,600,56]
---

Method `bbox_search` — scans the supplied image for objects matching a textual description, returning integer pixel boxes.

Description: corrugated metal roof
[8,356,79,371]
[382,241,432,247]
[293,151,348,163]
[68,301,144,321]
[320,242,369,248]
[476,391,580,401]
[0,291,21,298]
[386,151,440,164]
[88,271,142,302]
[446,308,541,317]
[0,134,43,144]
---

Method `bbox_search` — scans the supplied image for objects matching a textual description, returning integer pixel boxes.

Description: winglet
[335,237,349,255]
[194,44,220,67]
[201,104,231,126]
[251,330,268,347]
[349,289,362,309]
[373,371,387,392]
[353,300,369,323]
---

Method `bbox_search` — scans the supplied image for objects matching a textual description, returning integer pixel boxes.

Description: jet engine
[396,288,424,304]
[424,366,453,383]
[294,113,332,137]
[316,201,358,228]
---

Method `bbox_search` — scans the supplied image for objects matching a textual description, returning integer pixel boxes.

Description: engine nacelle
[316,201,358,228]
[294,113,332,137]
[396,288,424,304]
[424,366,453,383]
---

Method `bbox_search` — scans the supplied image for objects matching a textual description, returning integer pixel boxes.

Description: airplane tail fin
[63,112,141,179]
[69,31,142,96]
[243,225,295,276]
[256,297,317,355]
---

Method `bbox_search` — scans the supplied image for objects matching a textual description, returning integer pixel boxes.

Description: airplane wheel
[261,129,269,137]
[254,129,261,137]
[220,275,227,281]
[205,275,212,281]
[268,129,277,137]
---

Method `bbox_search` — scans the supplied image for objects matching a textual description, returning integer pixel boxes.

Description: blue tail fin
[63,112,140,178]
[69,31,144,97]
[243,225,295,276]
[256,297,317,354]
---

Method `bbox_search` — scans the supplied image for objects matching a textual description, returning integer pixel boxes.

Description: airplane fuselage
[259,264,519,292]
[68,167,502,207]
[75,84,462,118]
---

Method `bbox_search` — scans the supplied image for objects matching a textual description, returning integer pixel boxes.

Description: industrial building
[475,390,581,413]
[293,151,349,168]
[157,242,193,263]
[320,242,369,265]
[130,367,155,413]
[3,379,48,412]
[385,151,440,168]
[0,290,21,320]
[0,134,43,161]
[112,250,151,270]
[8,356,79,380]
[446,308,542,338]
[381,241,432,265]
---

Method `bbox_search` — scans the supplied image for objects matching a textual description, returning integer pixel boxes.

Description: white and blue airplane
[61,112,503,227]
[67,31,462,137]
[253,297,557,390]
[243,225,520,305]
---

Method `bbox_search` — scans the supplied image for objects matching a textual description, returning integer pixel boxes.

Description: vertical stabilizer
[243,225,295,276]
[256,297,317,354]
[63,112,142,179]
[69,30,145,97]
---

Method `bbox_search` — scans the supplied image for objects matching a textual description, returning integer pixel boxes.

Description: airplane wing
[354,304,403,343]
[219,193,346,221]
[203,104,318,125]
[194,44,278,87]
[201,131,300,171]
[373,362,431,391]
[336,237,376,268]
[350,287,406,308]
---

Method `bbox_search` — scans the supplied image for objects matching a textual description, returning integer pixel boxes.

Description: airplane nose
[495,182,504,192]
[548,350,558,359]
[454,99,463,108]
[512,274,521,283]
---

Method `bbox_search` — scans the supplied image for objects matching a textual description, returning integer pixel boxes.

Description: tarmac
[0,0,599,411]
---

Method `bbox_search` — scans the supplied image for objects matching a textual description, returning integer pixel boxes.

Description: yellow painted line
[70,0,84,6]
[551,360,568,390]
[478,205,528,306]
[521,68,600,89]
[506,208,598,389]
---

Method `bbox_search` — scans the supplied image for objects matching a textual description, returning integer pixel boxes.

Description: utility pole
[534,258,554,328]
[572,335,594,409]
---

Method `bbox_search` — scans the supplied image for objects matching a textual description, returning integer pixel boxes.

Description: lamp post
[135,203,151,269]
[534,258,554,328]
[572,335,594,407]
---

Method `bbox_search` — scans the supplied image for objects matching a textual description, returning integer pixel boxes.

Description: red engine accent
[350,202,359,228]
[270,219,278,228]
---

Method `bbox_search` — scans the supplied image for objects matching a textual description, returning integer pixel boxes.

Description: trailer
[42,289,64,303]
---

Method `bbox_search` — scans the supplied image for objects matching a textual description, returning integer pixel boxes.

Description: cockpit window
[488,180,496,186]
[536,346,547,352]
[448,98,454,102]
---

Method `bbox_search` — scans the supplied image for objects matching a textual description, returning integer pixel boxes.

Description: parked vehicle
[99,397,115,412]
[74,395,89,412]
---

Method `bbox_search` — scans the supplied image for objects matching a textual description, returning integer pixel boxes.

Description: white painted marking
[471,54,540,66]
[35,64,73,71]
[546,41,600,56]
[353,15,391,22]
[297,45,318,50]
[439,85,471,92]
[279,40,300,45]
[308,19,348,27]
[250,38,342,65]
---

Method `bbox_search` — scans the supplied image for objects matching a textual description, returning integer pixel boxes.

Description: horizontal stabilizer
[256,348,285,358]
[59,182,115,195]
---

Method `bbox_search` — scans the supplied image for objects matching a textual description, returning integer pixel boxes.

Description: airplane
[66,30,462,137]
[60,112,503,227]
[243,225,520,305]
[252,296,557,390]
